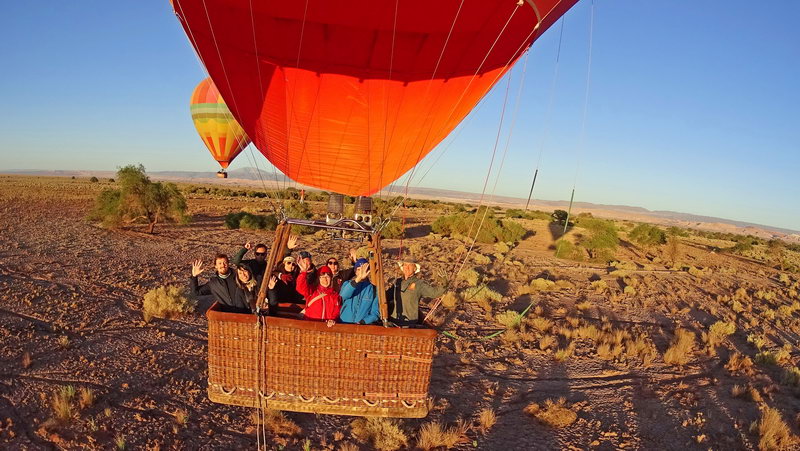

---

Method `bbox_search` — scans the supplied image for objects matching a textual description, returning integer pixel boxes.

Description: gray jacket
[386,276,445,325]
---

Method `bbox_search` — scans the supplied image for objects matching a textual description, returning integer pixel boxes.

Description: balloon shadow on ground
[404,224,431,239]
[548,222,573,241]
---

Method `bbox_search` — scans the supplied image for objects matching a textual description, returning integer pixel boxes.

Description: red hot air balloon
[190,78,251,177]
[174,0,577,195]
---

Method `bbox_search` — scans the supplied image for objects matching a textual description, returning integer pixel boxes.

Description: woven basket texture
[207,305,436,418]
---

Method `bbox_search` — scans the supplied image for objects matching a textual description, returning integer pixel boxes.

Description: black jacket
[189,271,252,314]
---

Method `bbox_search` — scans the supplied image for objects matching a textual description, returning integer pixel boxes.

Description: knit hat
[283,256,295,263]
[299,251,312,259]
[354,258,369,269]
[318,265,333,276]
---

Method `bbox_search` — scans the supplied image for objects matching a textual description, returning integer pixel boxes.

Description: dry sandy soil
[1,175,799,450]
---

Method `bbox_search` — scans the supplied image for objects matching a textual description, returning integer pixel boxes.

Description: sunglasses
[255,252,267,256]
[327,261,339,265]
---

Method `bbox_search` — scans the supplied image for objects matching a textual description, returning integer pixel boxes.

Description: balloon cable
[525,16,566,211]
[557,0,595,257]
[386,2,538,223]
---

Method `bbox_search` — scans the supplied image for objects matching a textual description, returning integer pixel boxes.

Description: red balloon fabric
[174,0,577,195]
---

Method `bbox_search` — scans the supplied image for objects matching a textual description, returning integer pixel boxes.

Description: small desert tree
[89,164,188,233]
[628,223,666,248]
[578,218,619,262]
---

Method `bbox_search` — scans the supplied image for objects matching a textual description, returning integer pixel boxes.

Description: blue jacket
[339,279,380,324]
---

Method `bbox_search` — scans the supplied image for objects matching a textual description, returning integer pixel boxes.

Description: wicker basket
[206,303,437,418]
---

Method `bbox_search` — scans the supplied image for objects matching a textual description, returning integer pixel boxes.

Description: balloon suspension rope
[425,53,528,323]
[385,2,542,223]
[556,0,595,259]
[525,17,566,211]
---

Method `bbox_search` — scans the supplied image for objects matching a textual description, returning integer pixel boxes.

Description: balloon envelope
[175,0,577,195]
[190,78,251,170]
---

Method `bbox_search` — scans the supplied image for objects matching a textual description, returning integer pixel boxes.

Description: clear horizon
[3,167,796,235]
[1,1,798,230]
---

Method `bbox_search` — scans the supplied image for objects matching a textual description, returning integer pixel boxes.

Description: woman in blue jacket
[338,259,380,324]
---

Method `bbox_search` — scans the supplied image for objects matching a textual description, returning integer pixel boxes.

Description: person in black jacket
[190,253,252,314]
[232,235,299,279]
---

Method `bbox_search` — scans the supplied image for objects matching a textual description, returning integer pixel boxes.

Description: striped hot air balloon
[189,78,250,175]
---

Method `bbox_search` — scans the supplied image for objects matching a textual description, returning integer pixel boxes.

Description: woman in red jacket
[296,259,341,326]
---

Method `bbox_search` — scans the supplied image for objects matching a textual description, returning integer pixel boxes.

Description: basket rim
[207,302,438,339]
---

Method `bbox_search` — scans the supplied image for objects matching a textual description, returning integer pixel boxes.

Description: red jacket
[296,271,341,321]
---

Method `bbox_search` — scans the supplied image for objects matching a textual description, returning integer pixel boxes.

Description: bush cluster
[142,285,197,322]
[184,185,330,202]
[628,223,667,247]
[505,209,551,221]
[576,218,619,262]
[431,207,526,243]
[224,211,278,230]
[380,221,404,239]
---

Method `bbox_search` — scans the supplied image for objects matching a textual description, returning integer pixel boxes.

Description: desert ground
[1,175,799,450]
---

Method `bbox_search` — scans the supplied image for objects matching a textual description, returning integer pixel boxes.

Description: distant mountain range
[4,167,798,242]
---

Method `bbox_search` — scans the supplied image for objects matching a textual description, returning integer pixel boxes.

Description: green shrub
[143,285,196,322]
[628,223,666,247]
[666,226,688,237]
[431,208,525,244]
[283,200,314,234]
[505,209,550,220]
[577,218,619,262]
[554,239,583,261]
[88,165,188,233]
[90,189,123,228]
[457,268,480,287]
[224,211,277,230]
[240,213,278,230]
[89,176,99,183]
[381,221,404,239]
[224,212,247,229]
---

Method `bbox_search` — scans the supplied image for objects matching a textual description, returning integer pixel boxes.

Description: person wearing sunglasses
[326,258,345,291]
[267,255,304,307]
[232,235,299,278]
[327,248,360,291]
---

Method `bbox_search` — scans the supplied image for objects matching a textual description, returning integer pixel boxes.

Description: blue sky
[1,1,798,230]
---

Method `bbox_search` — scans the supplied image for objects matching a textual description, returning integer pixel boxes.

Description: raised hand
[287,234,299,250]
[244,241,252,250]
[349,248,358,262]
[268,275,278,290]
[355,263,370,282]
[191,259,203,277]
[297,257,310,272]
